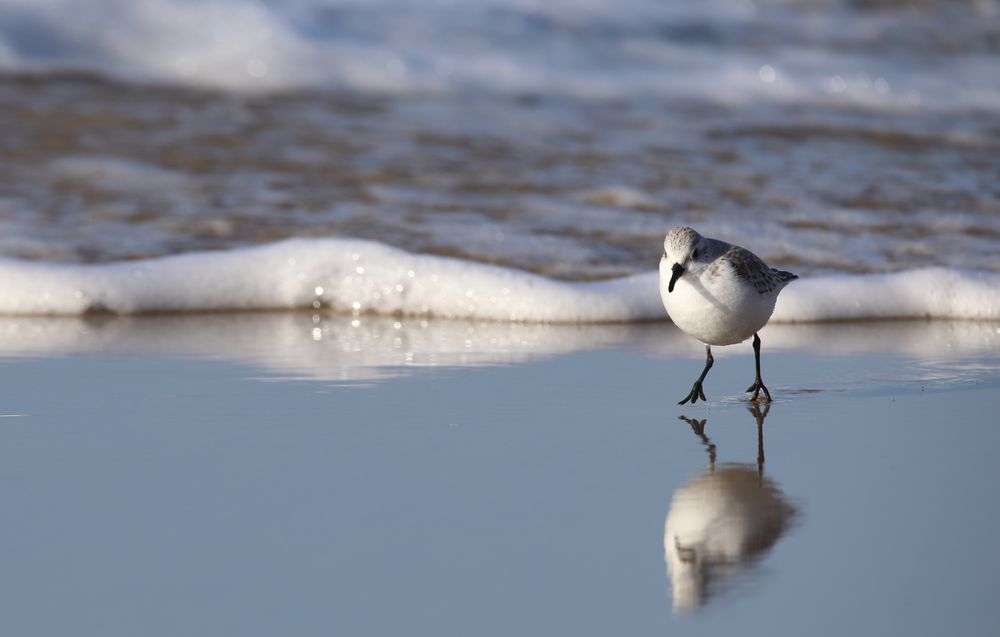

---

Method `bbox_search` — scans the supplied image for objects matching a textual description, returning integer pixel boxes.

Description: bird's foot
[745,379,772,403]
[679,381,708,405]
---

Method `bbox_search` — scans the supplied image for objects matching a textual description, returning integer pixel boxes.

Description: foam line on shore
[0,239,995,322]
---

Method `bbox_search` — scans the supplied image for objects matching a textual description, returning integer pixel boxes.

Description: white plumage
[659,227,797,404]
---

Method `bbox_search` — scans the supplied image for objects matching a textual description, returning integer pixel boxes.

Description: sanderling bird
[660,227,797,405]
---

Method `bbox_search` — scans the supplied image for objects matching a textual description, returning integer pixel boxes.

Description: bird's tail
[771,268,798,283]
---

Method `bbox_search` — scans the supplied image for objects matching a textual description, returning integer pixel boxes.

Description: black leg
[745,332,772,402]
[679,345,713,405]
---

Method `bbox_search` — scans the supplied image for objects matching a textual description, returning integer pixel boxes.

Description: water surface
[0,319,998,635]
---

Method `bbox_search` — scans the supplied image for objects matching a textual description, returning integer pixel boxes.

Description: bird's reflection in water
[664,404,797,612]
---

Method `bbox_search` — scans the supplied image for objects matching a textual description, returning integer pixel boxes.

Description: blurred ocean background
[0,0,997,317]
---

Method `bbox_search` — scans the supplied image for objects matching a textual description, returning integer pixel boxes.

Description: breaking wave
[0,238,995,322]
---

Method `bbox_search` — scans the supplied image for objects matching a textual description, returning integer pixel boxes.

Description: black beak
[668,263,684,293]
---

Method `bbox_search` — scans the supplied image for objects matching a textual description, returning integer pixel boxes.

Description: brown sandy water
[1,72,997,279]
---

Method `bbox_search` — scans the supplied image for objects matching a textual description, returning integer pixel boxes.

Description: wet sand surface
[0,318,997,635]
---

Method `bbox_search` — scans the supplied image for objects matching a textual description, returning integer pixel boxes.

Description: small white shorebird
[660,227,797,405]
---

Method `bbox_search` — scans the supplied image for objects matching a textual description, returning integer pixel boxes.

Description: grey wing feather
[723,247,798,295]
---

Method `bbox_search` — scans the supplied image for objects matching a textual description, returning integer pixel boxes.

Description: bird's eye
[692,249,699,260]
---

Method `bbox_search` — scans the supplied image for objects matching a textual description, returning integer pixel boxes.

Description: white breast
[659,256,776,346]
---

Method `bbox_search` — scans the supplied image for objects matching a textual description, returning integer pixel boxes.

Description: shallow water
[0,1,997,324]
[0,318,998,635]
[2,74,997,279]
[0,314,996,384]
[0,0,998,279]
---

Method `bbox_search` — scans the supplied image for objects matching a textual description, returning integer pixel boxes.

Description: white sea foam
[0,238,996,322]
[50,156,192,193]
[772,269,1000,323]
[0,238,658,320]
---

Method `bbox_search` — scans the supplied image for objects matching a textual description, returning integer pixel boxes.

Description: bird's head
[663,226,704,293]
